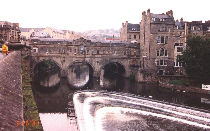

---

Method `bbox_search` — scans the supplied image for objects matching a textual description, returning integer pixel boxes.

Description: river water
[31,74,210,131]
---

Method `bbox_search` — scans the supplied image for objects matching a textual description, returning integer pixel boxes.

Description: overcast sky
[0,0,209,32]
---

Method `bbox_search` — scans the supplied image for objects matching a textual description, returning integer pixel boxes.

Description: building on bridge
[29,37,144,86]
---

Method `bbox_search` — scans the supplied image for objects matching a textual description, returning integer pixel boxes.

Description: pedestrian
[2,42,9,55]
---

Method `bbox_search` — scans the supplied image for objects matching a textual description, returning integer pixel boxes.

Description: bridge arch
[100,61,126,90]
[33,59,61,93]
[33,58,62,74]
[66,61,94,89]
[100,60,127,76]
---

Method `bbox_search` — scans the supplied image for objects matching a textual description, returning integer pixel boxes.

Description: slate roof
[151,13,173,22]
[127,23,140,32]
[175,21,185,29]
[151,13,171,19]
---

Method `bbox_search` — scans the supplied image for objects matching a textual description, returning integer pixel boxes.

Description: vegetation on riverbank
[180,36,210,84]
[22,56,43,131]
[168,80,189,86]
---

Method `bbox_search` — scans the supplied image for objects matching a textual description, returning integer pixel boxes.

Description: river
[31,73,210,131]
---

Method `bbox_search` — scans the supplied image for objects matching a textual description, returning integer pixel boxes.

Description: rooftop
[127,23,140,32]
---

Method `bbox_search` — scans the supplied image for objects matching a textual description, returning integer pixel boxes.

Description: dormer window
[208,27,210,31]
[131,28,136,31]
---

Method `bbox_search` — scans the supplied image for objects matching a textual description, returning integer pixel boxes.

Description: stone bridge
[30,38,141,79]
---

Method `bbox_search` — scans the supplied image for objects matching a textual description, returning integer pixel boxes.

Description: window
[134,35,136,39]
[165,50,168,56]
[97,50,99,55]
[32,48,38,53]
[177,47,183,52]
[174,60,182,67]
[158,69,164,75]
[86,49,89,54]
[132,28,136,31]
[160,48,164,56]
[174,55,182,67]
[157,36,168,44]
[159,26,169,32]
[208,27,210,31]
[165,36,168,44]
[156,48,168,57]
[175,36,178,42]
[157,50,159,56]
[155,59,167,66]
[161,36,164,43]
[157,36,161,43]
[129,35,131,39]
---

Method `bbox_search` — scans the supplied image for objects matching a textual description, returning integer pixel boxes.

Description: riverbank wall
[0,51,23,131]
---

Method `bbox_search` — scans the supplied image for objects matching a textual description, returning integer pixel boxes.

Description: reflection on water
[40,73,60,87]
[67,64,90,88]
[39,113,78,131]
[32,75,210,131]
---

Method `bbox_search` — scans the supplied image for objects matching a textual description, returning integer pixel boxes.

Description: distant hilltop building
[0,21,20,43]
[20,27,82,40]
[120,9,210,76]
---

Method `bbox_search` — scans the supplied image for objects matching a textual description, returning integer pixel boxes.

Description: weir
[73,91,210,131]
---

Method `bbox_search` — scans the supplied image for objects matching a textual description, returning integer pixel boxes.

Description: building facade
[120,21,140,43]
[121,9,210,77]
[140,9,178,76]
[0,21,20,43]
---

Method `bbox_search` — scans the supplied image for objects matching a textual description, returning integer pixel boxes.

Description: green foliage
[22,58,43,131]
[168,80,188,86]
[180,36,210,83]
[0,39,4,44]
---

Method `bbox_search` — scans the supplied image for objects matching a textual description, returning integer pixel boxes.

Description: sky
[0,0,210,32]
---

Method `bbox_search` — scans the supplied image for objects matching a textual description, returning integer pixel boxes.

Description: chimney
[166,10,173,17]
[147,9,150,14]
[14,23,19,28]
[142,11,146,16]
[180,18,183,23]
[126,21,128,27]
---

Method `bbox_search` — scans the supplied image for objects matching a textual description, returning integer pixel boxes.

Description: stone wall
[0,51,23,131]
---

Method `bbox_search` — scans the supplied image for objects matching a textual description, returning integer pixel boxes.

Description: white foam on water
[94,107,210,130]
[73,91,210,131]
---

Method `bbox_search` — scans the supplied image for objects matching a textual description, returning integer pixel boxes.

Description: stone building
[140,9,176,76]
[185,20,210,37]
[203,21,210,37]
[0,21,20,43]
[121,9,210,77]
[120,21,140,43]
[173,18,187,75]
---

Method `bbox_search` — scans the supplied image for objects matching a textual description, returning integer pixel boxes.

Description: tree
[180,36,210,83]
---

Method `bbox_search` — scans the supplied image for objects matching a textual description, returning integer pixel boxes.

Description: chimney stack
[166,10,173,17]
[147,9,150,14]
